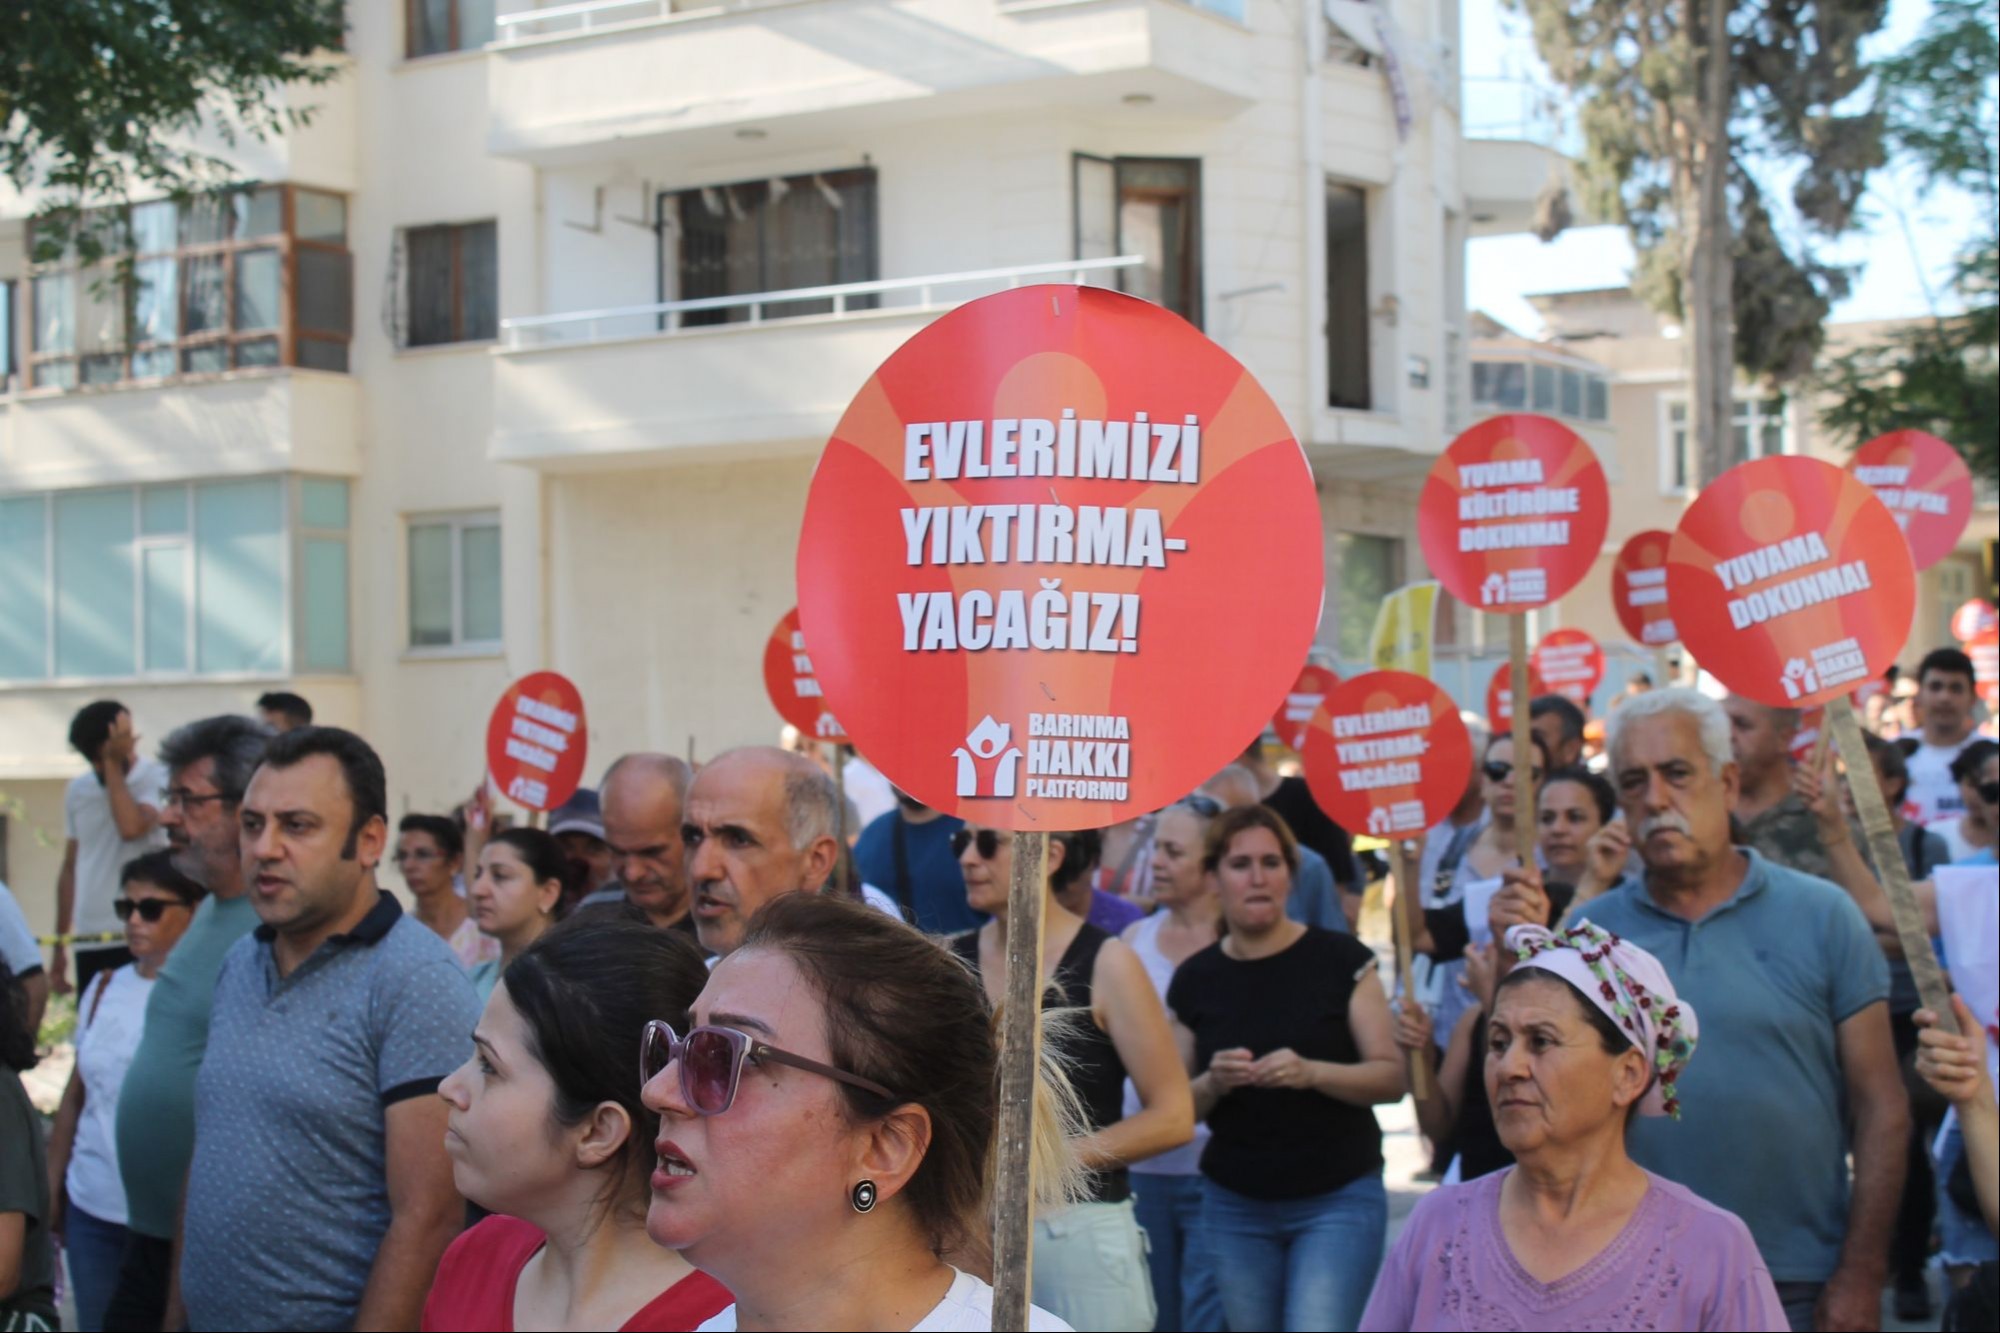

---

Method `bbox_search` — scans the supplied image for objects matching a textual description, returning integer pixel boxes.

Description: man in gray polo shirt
[180,726,476,1330]
[1570,689,1908,1333]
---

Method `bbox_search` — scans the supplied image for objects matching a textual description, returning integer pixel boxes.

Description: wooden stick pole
[1390,838,1431,1100]
[991,830,1049,1332]
[1509,616,1535,855]
[1823,696,1956,1030]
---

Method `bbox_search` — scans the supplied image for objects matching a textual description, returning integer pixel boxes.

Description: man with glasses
[682,747,842,957]
[592,753,699,934]
[101,714,270,1333]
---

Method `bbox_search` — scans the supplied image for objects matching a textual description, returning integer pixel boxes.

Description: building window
[1334,532,1403,662]
[0,279,15,389]
[661,169,878,326]
[408,512,501,650]
[1472,356,1608,422]
[403,221,498,347]
[1074,155,1204,328]
[1472,361,1526,409]
[27,186,352,389]
[1662,394,1787,492]
[1324,180,1370,409]
[299,478,351,672]
[0,477,348,682]
[408,0,495,57]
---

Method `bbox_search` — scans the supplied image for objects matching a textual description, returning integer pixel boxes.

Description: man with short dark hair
[55,700,165,993]
[1529,694,1588,769]
[1721,694,1830,880]
[254,690,313,733]
[682,747,842,957]
[1905,647,1980,825]
[102,714,271,1332]
[180,726,475,1330]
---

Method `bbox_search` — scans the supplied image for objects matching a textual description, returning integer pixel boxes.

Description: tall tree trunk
[1687,0,1736,486]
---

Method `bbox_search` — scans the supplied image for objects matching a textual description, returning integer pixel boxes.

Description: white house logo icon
[954,715,1022,798]
[1780,658,1819,700]
[1367,807,1393,836]
[1480,573,1507,606]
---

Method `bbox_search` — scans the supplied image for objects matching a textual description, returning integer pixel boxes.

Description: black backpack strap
[890,815,915,923]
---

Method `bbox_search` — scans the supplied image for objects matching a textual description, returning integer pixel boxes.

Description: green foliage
[1511,0,1888,383]
[0,1,346,263]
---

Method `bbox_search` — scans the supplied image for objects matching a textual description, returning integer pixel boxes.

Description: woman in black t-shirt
[1166,805,1404,1332]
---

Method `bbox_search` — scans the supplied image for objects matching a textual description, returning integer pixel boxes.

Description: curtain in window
[460,222,498,341]
[406,226,457,347]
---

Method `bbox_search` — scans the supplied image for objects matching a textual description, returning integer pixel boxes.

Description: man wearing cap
[548,787,615,907]
[1517,687,1907,1333]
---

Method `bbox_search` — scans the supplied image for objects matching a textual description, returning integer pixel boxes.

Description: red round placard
[1417,414,1609,613]
[796,285,1324,829]
[1531,627,1606,708]
[1271,663,1342,752]
[1486,659,1549,731]
[1953,599,1998,644]
[762,607,846,741]
[1668,456,1915,710]
[1848,430,1974,571]
[1612,530,1678,647]
[485,672,589,812]
[1301,672,1473,839]
[1969,628,1999,709]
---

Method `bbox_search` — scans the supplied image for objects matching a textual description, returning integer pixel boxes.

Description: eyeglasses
[951,827,1002,860]
[162,789,228,811]
[639,1020,895,1116]
[1483,761,1545,785]
[114,897,188,922]
[1178,794,1223,817]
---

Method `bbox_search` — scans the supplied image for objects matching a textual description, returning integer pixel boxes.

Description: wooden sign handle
[991,830,1049,1331]
[1509,616,1536,863]
[1823,696,1956,1031]
[1390,839,1431,1101]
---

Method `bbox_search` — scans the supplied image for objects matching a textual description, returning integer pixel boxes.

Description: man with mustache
[1495,688,1906,1333]
[681,747,843,957]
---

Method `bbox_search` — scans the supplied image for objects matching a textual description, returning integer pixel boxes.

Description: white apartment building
[0,0,1560,923]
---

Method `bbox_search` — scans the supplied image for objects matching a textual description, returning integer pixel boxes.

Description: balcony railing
[500,255,1145,350]
[495,0,752,43]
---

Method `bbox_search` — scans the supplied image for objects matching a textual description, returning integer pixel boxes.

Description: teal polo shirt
[1576,850,1888,1283]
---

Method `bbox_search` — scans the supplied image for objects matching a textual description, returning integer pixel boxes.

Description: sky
[1463,0,1992,336]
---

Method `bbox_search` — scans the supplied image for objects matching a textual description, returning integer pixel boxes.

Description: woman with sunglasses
[1412,731,1552,1053]
[1122,798,1226,1332]
[44,851,203,1332]
[642,891,1084,1330]
[1167,803,1404,1331]
[1934,739,1999,866]
[468,828,570,1002]
[951,823,1193,1331]
[428,913,729,1331]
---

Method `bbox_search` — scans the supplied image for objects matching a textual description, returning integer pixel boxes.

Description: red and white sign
[1301,672,1474,839]
[485,672,589,812]
[1668,456,1915,711]
[1970,628,1999,709]
[762,607,846,741]
[1612,529,1678,647]
[1486,659,1549,732]
[1271,663,1341,752]
[1954,599,1999,645]
[1417,414,1610,613]
[1848,430,1975,571]
[1531,628,1606,708]
[1790,707,1824,764]
[795,285,1324,829]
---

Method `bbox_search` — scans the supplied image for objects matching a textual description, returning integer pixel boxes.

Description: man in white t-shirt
[56,701,167,993]
[1904,648,1981,826]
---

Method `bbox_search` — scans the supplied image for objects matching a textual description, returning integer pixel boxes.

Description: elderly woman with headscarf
[1362,922,1786,1331]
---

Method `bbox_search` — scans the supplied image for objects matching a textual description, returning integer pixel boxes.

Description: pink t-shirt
[1360,1167,1787,1332]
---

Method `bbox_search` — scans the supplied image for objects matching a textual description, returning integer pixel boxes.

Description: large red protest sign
[485,672,588,812]
[1668,456,1915,710]
[795,285,1322,828]
[762,607,846,741]
[1848,430,1974,571]
[1954,599,1999,644]
[1612,530,1678,646]
[1417,414,1610,613]
[1532,627,1605,708]
[1487,658,1548,731]
[1301,672,1473,839]
[1272,663,1341,752]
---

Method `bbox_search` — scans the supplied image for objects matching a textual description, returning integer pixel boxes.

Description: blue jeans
[1202,1174,1386,1332]
[1133,1173,1225,1332]
[62,1201,129,1333]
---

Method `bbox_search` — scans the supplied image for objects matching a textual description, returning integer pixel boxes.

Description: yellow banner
[1369,581,1439,676]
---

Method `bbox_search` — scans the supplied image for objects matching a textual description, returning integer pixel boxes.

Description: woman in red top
[425,912,730,1331]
